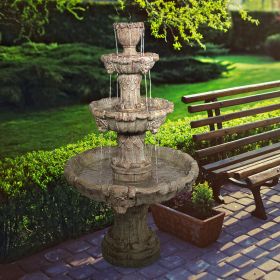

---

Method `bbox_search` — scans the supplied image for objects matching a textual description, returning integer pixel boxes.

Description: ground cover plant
[0,43,109,110]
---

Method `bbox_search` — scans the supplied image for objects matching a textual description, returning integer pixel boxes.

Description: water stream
[144,74,148,110]
[114,27,119,56]
[109,74,112,102]
[116,73,119,99]
[148,70,152,106]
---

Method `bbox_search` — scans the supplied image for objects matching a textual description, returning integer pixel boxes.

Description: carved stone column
[102,204,160,267]
[117,74,143,110]
[111,134,151,182]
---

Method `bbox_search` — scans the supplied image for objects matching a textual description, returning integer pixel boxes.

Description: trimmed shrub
[0,43,111,109]
[228,11,280,53]
[0,182,113,262]
[0,132,116,262]
[265,34,280,60]
[152,56,229,84]
[0,43,229,110]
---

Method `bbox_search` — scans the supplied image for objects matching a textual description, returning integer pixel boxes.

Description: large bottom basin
[64,146,198,214]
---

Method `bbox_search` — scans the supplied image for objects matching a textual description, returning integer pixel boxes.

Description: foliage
[0,43,110,109]
[0,0,85,40]
[265,33,280,60]
[195,43,229,57]
[225,11,280,53]
[0,0,258,50]
[0,43,228,110]
[152,56,229,84]
[0,132,117,197]
[119,0,258,50]
[0,181,113,262]
[191,182,214,218]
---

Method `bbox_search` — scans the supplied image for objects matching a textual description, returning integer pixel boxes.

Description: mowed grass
[0,105,96,159]
[152,55,280,120]
[1,55,280,159]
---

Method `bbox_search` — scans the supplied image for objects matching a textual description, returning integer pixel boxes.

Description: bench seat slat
[194,116,280,142]
[202,142,280,172]
[231,155,280,180]
[182,80,280,103]
[189,90,280,113]
[196,128,280,158]
[191,103,280,129]
[212,150,280,175]
[247,166,280,186]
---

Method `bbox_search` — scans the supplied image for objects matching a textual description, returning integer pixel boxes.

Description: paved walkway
[1,183,280,280]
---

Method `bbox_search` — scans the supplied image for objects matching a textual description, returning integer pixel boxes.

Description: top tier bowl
[101,22,159,75]
[114,22,144,55]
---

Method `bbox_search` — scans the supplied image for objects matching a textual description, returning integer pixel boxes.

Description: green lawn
[1,55,280,159]
[0,105,96,159]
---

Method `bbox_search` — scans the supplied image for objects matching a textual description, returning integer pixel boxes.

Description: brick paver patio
[1,183,280,280]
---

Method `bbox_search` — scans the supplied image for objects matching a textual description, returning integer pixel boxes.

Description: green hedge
[265,33,280,60]
[1,4,279,54]
[0,43,111,109]
[0,43,229,110]
[152,56,229,84]
[228,11,280,53]
[1,107,280,262]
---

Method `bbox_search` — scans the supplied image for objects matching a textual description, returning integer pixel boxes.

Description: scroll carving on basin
[64,22,198,268]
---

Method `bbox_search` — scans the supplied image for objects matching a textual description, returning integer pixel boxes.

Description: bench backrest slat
[191,103,280,129]
[183,80,280,161]
[194,116,280,142]
[196,128,280,158]
[188,90,280,113]
[182,80,280,103]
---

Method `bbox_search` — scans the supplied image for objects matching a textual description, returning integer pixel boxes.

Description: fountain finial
[113,22,144,55]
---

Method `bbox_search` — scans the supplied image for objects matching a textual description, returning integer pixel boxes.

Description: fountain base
[111,163,152,182]
[102,204,160,267]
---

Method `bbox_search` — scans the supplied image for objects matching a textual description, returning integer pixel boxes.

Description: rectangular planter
[151,203,225,247]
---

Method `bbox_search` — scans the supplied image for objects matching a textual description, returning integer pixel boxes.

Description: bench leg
[209,180,225,204]
[251,186,267,220]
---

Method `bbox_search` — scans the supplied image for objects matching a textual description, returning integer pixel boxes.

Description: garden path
[1,183,280,280]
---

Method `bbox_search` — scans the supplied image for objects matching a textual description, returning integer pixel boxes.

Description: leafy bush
[228,11,280,53]
[0,43,111,109]
[191,182,214,218]
[0,132,116,262]
[195,43,229,57]
[0,182,113,262]
[0,43,229,111]
[265,34,280,60]
[152,56,229,84]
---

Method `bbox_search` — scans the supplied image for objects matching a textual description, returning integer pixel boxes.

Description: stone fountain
[64,22,199,267]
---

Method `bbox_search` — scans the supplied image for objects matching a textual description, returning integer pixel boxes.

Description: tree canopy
[0,0,258,49]
[0,0,85,40]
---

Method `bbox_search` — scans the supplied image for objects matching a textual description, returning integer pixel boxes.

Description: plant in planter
[151,182,225,247]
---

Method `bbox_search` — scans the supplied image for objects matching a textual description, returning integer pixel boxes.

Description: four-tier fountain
[64,22,198,267]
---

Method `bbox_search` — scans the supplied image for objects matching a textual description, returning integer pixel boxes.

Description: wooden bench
[182,80,280,220]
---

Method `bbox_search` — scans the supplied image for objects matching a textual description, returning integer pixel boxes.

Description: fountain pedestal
[102,205,160,267]
[64,22,199,268]
[111,134,151,182]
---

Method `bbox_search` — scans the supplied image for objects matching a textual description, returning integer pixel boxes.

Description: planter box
[151,203,225,247]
